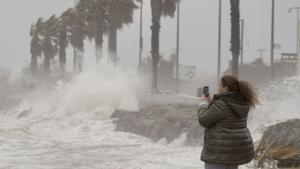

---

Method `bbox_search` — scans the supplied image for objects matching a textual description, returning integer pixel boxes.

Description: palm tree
[230,0,240,77]
[61,8,87,73]
[52,14,70,75]
[77,0,107,63]
[105,0,137,65]
[30,0,137,74]
[30,18,44,73]
[58,18,68,74]
[95,0,107,63]
[41,15,59,74]
[150,0,177,92]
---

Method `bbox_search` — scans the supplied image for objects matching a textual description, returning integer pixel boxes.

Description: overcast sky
[1,0,300,76]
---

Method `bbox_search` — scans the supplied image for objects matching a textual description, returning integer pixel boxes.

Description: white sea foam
[0,64,202,169]
[249,75,300,140]
[0,63,299,168]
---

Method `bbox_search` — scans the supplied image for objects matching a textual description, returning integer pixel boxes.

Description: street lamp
[138,0,143,74]
[217,0,222,81]
[270,0,275,80]
[240,19,244,65]
[288,7,300,57]
[175,0,181,93]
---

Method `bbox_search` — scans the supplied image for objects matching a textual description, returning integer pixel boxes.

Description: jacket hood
[213,92,250,118]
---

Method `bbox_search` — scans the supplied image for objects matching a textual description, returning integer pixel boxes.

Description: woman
[198,75,258,169]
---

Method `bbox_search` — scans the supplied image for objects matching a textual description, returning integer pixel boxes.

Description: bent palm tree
[30,18,44,73]
[58,20,68,74]
[95,0,107,63]
[105,0,137,65]
[42,15,59,74]
[53,15,69,74]
[62,8,87,73]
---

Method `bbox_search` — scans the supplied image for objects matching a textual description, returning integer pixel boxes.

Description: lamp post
[175,0,181,93]
[217,0,222,81]
[240,19,244,65]
[270,0,275,80]
[138,0,144,74]
[288,7,300,58]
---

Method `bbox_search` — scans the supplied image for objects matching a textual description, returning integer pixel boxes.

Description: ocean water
[0,64,299,169]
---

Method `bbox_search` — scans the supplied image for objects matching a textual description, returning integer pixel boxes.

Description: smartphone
[197,86,210,97]
[203,86,210,97]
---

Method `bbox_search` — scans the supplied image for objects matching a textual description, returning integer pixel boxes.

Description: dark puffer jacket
[198,92,255,165]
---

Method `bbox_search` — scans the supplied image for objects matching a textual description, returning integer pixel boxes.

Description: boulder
[111,104,204,146]
[255,119,300,168]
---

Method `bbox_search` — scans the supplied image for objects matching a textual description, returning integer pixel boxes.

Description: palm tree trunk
[78,42,84,73]
[95,21,104,64]
[73,47,78,73]
[151,0,162,93]
[31,55,38,73]
[59,29,67,74]
[73,40,84,73]
[30,38,40,74]
[230,0,240,77]
[44,54,51,74]
[108,24,118,66]
[43,39,53,75]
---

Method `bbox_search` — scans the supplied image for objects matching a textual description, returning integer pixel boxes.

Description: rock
[255,119,300,168]
[111,104,204,146]
[17,108,32,119]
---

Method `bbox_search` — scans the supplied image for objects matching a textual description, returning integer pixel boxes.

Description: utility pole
[270,0,275,80]
[176,0,181,93]
[138,0,144,74]
[288,7,300,58]
[217,0,222,81]
[240,19,244,65]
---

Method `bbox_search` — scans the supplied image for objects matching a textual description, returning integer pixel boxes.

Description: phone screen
[203,86,209,96]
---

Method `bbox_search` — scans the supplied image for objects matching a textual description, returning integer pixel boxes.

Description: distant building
[174,65,197,81]
[225,54,298,86]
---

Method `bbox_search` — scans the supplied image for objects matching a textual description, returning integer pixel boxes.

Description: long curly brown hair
[221,75,259,107]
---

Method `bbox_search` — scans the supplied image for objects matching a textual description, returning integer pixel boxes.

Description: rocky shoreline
[111,104,204,146]
[255,119,300,168]
[111,104,300,168]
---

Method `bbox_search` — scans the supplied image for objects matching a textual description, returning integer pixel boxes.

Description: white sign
[174,65,197,80]
[274,43,281,49]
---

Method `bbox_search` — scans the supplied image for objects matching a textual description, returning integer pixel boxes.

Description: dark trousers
[205,163,238,169]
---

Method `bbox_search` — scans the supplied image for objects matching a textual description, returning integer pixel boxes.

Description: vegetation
[30,0,245,91]
[150,0,177,92]
[30,0,137,75]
